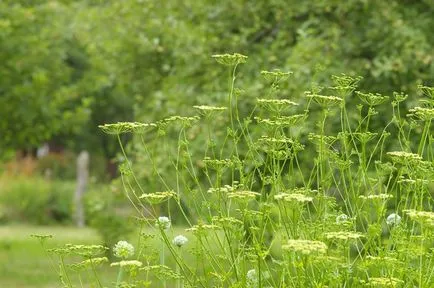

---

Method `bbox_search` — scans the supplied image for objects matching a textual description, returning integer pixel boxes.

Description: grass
[0,224,201,288]
[0,225,100,288]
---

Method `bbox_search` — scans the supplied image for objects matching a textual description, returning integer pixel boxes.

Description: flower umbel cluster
[282,239,328,255]
[173,235,188,247]
[113,241,134,259]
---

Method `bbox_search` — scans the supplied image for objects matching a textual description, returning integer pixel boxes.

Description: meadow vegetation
[34,54,434,287]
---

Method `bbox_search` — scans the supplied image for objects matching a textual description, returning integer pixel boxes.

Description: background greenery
[1,0,432,155]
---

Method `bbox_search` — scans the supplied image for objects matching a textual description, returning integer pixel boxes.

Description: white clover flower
[386,213,401,226]
[173,235,188,247]
[113,240,134,259]
[336,214,349,224]
[157,216,171,230]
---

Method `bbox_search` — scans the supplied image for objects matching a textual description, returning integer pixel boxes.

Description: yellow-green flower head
[110,260,143,268]
[69,257,108,271]
[305,92,343,107]
[261,70,293,82]
[140,191,176,204]
[407,107,434,121]
[355,91,389,106]
[186,224,220,234]
[255,115,306,127]
[173,235,188,247]
[228,190,260,200]
[359,194,393,201]
[282,239,328,255]
[403,209,434,226]
[364,277,403,287]
[113,241,134,259]
[386,151,422,164]
[256,98,298,107]
[30,234,53,241]
[325,231,364,241]
[99,122,157,135]
[211,53,248,66]
[274,193,313,203]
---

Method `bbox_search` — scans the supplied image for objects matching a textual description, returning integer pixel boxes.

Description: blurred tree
[0,1,91,151]
[1,0,432,158]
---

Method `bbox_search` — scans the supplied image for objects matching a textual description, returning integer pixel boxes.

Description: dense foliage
[1,0,433,155]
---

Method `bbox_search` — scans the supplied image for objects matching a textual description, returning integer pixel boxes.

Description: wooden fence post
[75,150,89,228]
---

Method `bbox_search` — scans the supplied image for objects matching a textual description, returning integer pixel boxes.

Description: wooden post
[74,151,89,228]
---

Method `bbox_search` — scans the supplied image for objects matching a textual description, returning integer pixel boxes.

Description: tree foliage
[1,0,433,153]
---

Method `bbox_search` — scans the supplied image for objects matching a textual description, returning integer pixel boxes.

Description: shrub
[0,177,75,224]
